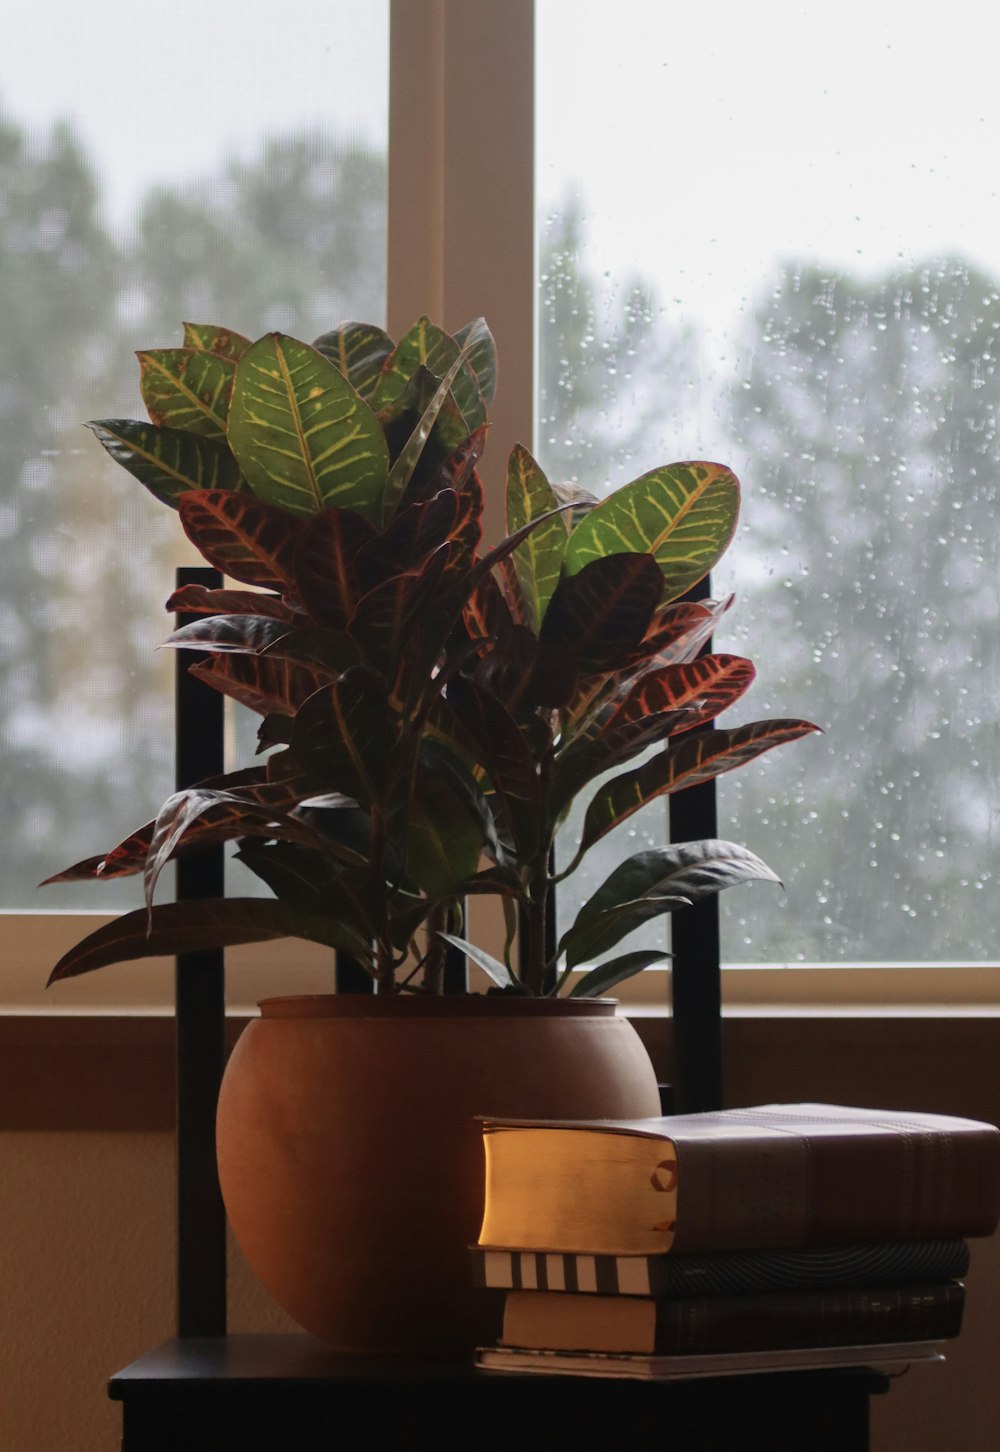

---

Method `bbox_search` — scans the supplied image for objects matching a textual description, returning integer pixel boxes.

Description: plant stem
[523,855,550,996]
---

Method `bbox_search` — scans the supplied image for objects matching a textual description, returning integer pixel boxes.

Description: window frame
[9,0,999,1015]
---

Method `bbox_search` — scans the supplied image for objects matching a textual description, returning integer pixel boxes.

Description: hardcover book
[479,1102,1000,1255]
[475,1341,948,1382]
[471,1239,971,1298]
[498,1282,965,1355]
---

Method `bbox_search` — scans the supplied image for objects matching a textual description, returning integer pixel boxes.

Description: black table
[110,1335,891,1451]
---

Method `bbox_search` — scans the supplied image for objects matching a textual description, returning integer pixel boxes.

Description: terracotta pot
[216,993,660,1352]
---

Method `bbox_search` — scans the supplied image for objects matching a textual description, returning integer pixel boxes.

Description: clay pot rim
[258,993,619,1020]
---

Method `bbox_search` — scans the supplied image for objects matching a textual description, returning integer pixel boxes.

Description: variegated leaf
[624,595,734,669]
[372,316,487,429]
[47,899,372,983]
[40,768,315,884]
[506,444,569,630]
[357,489,460,588]
[447,676,541,859]
[293,507,377,628]
[259,625,361,676]
[538,552,663,674]
[606,655,756,733]
[564,461,740,605]
[165,584,295,621]
[549,709,693,821]
[177,489,301,590]
[163,615,294,654]
[182,322,252,360]
[143,787,335,915]
[291,668,393,805]
[349,546,452,683]
[453,318,497,410]
[381,344,481,523]
[189,652,333,715]
[579,720,821,855]
[228,333,390,519]
[88,419,244,507]
[234,839,375,934]
[313,322,394,400]
[138,348,235,440]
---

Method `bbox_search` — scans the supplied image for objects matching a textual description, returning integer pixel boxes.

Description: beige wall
[2,1014,1000,1450]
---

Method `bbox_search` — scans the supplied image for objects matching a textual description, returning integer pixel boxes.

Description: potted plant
[43,315,816,1351]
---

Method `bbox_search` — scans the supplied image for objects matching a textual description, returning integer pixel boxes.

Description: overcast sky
[4,0,1000,339]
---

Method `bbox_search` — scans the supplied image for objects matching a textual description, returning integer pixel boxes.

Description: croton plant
[45,315,817,996]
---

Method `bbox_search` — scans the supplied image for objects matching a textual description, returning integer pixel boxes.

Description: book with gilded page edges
[471,1239,971,1298]
[498,1281,965,1356]
[478,1102,1000,1256]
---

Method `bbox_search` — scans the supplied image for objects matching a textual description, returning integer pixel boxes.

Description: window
[10,1,998,1010]
[3,0,388,1006]
[536,0,1000,978]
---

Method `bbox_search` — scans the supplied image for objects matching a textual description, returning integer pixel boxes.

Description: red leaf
[178,490,302,591]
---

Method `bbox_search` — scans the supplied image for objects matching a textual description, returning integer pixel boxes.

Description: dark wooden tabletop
[110,1335,890,1451]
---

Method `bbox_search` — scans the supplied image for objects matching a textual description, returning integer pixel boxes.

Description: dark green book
[500,1281,965,1355]
[472,1239,970,1298]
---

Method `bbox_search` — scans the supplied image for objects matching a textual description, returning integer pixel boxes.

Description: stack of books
[472,1102,1000,1380]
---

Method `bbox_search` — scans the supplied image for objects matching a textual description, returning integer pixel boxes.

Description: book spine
[472,1240,970,1297]
[672,1123,1000,1252]
[650,1282,965,1355]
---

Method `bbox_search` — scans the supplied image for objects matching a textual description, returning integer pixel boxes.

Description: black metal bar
[335,952,374,994]
[174,565,228,1337]
[442,930,469,995]
[668,574,724,1114]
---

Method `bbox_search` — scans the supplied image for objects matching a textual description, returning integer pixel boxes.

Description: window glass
[2,0,388,908]
[537,0,1000,964]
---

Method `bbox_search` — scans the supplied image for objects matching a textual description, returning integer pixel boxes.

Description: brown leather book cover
[479,1102,1000,1254]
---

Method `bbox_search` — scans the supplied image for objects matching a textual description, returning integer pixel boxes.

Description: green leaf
[183,322,252,360]
[138,348,235,440]
[47,899,372,983]
[88,419,244,508]
[560,897,689,970]
[177,489,302,591]
[453,318,497,411]
[560,840,781,968]
[372,316,487,429]
[606,654,757,733]
[564,461,741,604]
[234,839,375,935]
[406,771,486,897]
[228,333,390,519]
[567,950,671,999]
[381,342,482,523]
[313,322,394,400]
[579,720,821,855]
[436,932,516,991]
[505,445,569,630]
